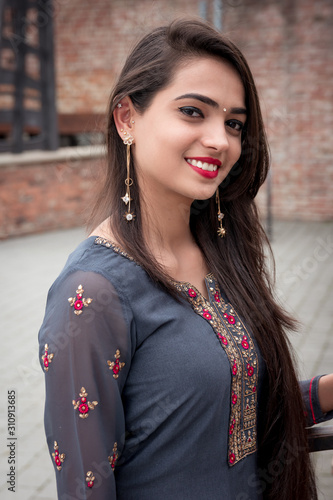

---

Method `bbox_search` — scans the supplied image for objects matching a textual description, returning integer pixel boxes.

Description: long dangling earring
[121,131,135,222]
[216,188,226,237]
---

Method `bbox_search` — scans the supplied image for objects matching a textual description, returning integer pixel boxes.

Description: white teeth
[186,159,217,172]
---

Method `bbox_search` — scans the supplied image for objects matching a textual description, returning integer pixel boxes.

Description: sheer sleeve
[300,376,333,427]
[38,270,133,499]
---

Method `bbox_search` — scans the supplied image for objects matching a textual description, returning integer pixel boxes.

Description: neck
[141,189,194,255]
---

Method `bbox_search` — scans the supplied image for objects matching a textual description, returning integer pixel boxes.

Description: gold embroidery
[52,441,65,471]
[108,442,119,472]
[174,275,259,466]
[86,471,95,488]
[107,350,125,379]
[94,237,135,261]
[72,387,98,419]
[42,343,54,372]
[68,285,92,315]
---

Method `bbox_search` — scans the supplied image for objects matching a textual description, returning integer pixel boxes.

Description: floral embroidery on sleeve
[107,350,125,379]
[42,344,54,372]
[108,442,119,472]
[86,471,95,488]
[68,285,92,315]
[52,441,65,470]
[72,387,98,418]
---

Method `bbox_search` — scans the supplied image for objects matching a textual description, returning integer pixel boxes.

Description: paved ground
[0,220,332,500]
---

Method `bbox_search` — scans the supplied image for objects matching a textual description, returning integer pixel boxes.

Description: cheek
[230,138,242,165]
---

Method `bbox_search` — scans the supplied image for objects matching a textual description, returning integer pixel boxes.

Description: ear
[113,96,136,142]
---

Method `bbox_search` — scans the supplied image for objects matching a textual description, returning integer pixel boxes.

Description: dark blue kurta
[38,236,332,499]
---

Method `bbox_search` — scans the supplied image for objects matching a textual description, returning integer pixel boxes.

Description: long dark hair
[90,18,316,500]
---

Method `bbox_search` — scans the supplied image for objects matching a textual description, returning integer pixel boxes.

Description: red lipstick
[185,157,221,179]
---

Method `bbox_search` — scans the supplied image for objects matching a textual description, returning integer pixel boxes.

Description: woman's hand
[318,374,333,413]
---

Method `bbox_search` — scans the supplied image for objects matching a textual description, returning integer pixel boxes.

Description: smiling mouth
[186,158,219,172]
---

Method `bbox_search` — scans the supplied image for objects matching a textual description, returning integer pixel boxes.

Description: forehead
[163,56,245,105]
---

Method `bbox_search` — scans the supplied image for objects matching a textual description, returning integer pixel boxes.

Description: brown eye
[178,106,204,118]
[226,120,244,132]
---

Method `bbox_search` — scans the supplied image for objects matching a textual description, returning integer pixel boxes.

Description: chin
[193,188,217,202]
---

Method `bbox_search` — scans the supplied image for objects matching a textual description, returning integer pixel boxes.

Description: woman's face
[131,56,246,206]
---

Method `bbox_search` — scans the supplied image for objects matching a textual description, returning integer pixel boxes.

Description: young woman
[39,18,333,500]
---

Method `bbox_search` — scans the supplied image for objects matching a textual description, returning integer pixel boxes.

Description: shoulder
[49,236,147,297]
[43,236,169,334]
[39,238,137,360]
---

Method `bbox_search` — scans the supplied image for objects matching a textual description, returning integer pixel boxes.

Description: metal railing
[308,425,333,453]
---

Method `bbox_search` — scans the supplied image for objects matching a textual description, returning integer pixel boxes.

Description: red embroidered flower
[68,285,92,316]
[232,393,238,405]
[203,309,212,320]
[108,442,119,472]
[241,336,249,349]
[79,403,89,414]
[74,298,83,310]
[229,419,236,435]
[247,366,254,377]
[188,288,197,298]
[107,350,125,379]
[221,336,228,345]
[252,386,256,392]
[72,387,98,419]
[52,441,65,471]
[232,362,237,375]
[86,471,95,488]
[214,292,220,302]
[42,343,54,372]
[223,313,235,324]
[229,452,236,464]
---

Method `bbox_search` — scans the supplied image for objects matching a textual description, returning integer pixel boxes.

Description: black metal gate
[0,0,58,153]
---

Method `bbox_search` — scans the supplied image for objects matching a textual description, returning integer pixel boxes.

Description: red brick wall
[222,0,333,220]
[0,150,103,238]
[52,0,332,220]
[54,0,198,114]
[1,0,331,238]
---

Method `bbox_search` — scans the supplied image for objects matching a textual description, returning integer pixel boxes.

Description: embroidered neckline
[174,276,259,467]
[94,236,135,262]
[94,236,213,290]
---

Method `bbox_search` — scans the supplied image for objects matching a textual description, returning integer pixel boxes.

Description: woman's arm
[299,375,333,427]
[318,373,333,413]
[39,270,132,499]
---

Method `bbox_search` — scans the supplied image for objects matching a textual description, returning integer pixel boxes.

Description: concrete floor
[0,220,332,499]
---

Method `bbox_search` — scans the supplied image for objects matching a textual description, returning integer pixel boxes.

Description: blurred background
[0,0,332,238]
[0,0,332,499]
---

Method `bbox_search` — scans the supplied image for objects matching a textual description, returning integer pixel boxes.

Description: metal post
[11,0,26,153]
[38,0,58,150]
[266,166,273,241]
[199,1,207,20]
[213,0,223,31]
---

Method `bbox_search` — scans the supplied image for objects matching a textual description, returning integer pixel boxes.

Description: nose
[200,124,229,152]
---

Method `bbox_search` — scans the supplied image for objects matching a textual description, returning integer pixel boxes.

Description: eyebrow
[174,93,247,115]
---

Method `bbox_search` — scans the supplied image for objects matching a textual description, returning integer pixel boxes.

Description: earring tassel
[216,189,226,238]
[121,135,135,221]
